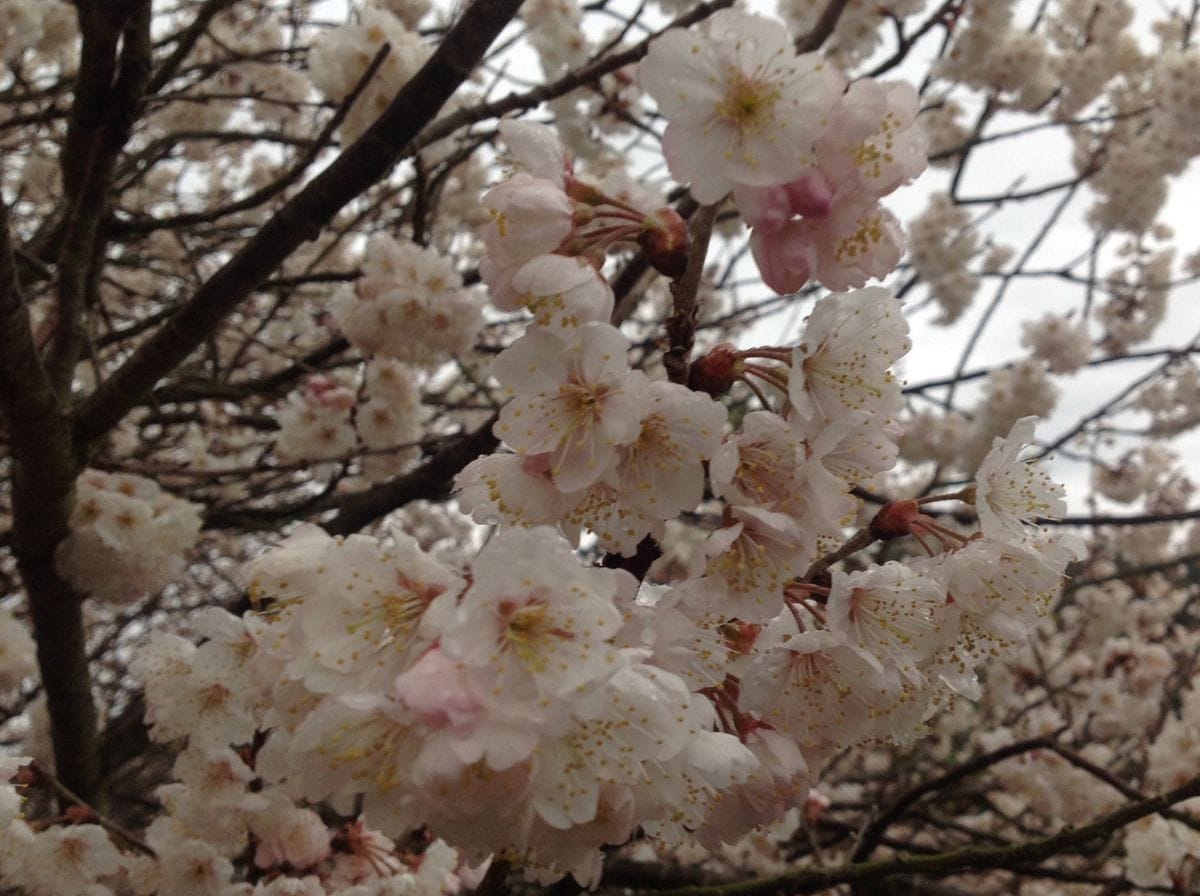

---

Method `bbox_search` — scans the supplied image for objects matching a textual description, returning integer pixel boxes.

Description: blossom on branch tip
[509,254,614,330]
[788,286,910,425]
[480,174,576,309]
[639,10,839,203]
[971,416,1066,542]
[498,119,570,186]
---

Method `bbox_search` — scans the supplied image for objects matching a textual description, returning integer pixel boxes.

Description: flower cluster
[52,406,1064,890]
[639,10,927,293]
[0,6,1110,894]
[116,390,1075,887]
[307,4,433,144]
[479,119,689,310]
[55,470,203,604]
[185,75,1068,884]
[331,235,481,367]
[274,362,427,481]
[0,744,465,895]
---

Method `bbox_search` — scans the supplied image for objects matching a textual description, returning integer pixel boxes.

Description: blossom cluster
[274,354,428,482]
[0,6,1112,894]
[330,235,481,368]
[271,229,481,479]
[70,14,1080,877]
[306,4,433,144]
[638,10,927,294]
[93,388,1076,887]
[0,741,466,896]
[55,469,203,604]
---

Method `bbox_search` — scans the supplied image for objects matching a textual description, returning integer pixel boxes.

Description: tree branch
[49,0,152,393]
[74,0,527,443]
[796,0,852,53]
[663,203,718,385]
[323,418,500,535]
[0,201,100,804]
[640,773,1200,896]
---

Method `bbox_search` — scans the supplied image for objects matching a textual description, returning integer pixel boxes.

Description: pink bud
[869,499,923,541]
[688,342,741,396]
[639,207,690,278]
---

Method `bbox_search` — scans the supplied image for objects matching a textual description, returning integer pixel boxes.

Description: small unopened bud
[803,789,832,827]
[65,804,98,824]
[870,499,922,541]
[639,207,689,278]
[719,620,761,656]
[688,342,740,397]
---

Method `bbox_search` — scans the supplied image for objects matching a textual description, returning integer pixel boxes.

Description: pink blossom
[807,195,906,291]
[455,451,578,528]
[826,563,950,685]
[748,219,816,294]
[393,646,483,733]
[735,172,835,228]
[816,80,927,200]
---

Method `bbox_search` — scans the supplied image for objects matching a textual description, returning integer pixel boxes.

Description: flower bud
[688,342,741,396]
[870,499,923,541]
[639,206,690,278]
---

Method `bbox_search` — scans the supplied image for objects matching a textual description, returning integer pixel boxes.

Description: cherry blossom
[971,416,1067,542]
[455,452,579,529]
[788,287,911,424]
[0,3,1125,891]
[331,235,481,366]
[480,176,575,309]
[55,469,202,604]
[740,624,895,763]
[508,254,614,330]
[439,527,631,711]
[639,10,840,203]
[492,323,650,492]
[825,563,950,685]
[247,524,463,692]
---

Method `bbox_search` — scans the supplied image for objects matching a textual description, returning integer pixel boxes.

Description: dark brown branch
[113,43,392,235]
[643,772,1200,896]
[663,203,719,385]
[796,0,852,53]
[49,0,152,393]
[1,197,100,804]
[145,0,240,95]
[324,418,500,535]
[851,737,1063,864]
[74,0,527,443]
